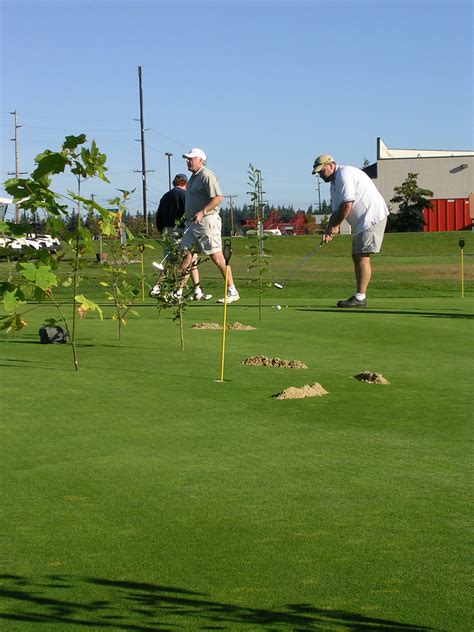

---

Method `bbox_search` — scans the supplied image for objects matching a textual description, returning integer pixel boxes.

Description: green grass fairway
[1,233,473,630]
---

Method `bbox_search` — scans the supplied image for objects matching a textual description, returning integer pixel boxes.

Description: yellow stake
[219,264,230,382]
[140,248,145,301]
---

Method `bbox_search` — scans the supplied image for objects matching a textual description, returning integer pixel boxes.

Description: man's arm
[192,195,224,223]
[323,201,353,242]
[155,196,167,232]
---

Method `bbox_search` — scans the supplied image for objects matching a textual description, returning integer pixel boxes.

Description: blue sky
[1,0,473,216]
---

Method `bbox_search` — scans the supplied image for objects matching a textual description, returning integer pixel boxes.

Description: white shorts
[180,214,222,256]
[352,217,387,254]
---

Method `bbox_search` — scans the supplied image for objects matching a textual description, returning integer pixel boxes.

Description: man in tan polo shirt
[179,147,239,304]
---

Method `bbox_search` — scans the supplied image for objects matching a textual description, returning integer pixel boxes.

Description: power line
[148,128,188,150]
[20,124,135,133]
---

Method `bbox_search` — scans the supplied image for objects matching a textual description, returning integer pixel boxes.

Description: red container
[423,198,471,232]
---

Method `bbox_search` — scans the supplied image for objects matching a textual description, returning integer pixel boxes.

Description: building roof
[377,137,474,160]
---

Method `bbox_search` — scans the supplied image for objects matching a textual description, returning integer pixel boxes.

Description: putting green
[1,289,472,630]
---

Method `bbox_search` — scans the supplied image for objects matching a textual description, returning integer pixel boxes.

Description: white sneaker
[150,285,161,298]
[191,288,213,301]
[161,288,182,303]
[218,290,240,304]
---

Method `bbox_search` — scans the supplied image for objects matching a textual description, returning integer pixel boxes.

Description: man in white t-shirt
[312,154,389,308]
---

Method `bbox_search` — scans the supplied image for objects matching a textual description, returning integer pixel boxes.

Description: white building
[364,138,474,209]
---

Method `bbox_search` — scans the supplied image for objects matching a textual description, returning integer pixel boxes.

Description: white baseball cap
[182,148,207,161]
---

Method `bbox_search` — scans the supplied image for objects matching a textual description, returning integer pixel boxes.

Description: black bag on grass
[39,325,68,344]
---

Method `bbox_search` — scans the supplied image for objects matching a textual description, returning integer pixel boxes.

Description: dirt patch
[242,355,308,369]
[354,371,390,385]
[274,383,328,400]
[229,322,256,330]
[192,322,256,330]
[192,322,221,330]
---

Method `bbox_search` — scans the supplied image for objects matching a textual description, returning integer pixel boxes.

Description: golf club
[152,256,169,272]
[274,240,324,289]
[152,225,193,271]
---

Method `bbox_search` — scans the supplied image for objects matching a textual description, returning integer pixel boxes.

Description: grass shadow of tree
[0,574,435,631]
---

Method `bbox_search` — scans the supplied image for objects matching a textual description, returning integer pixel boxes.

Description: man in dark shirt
[151,174,211,300]
[155,174,187,233]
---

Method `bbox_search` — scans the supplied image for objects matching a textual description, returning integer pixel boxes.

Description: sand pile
[242,355,308,369]
[228,323,256,330]
[354,371,390,384]
[274,383,328,400]
[191,322,256,330]
[192,322,222,329]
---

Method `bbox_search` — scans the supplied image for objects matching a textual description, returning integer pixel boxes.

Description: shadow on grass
[0,338,120,347]
[0,574,434,631]
[296,307,474,320]
[0,337,43,344]
[0,355,71,370]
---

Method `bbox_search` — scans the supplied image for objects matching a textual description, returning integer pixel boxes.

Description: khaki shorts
[180,214,222,256]
[352,217,387,254]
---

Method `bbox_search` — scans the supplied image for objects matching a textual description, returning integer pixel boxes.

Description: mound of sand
[354,371,390,385]
[191,322,256,330]
[228,322,256,330]
[274,383,328,400]
[242,355,308,369]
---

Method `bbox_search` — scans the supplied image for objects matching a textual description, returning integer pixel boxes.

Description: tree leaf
[32,152,69,179]
[20,263,58,291]
[19,262,37,282]
[3,289,26,313]
[63,134,87,150]
[75,294,103,320]
[35,266,58,291]
[43,317,60,327]
[0,313,28,332]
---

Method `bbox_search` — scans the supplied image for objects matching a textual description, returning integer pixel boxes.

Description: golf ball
[276,304,282,310]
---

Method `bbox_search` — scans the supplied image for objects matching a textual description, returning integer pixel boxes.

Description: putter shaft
[274,241,323,288]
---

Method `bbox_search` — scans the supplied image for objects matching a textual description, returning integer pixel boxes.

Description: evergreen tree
[387,173,433,232]
[320,199,332,214]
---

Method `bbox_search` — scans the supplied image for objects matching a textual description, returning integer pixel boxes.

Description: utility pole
[77,175,81,217]
[134,66,153,235]
[255,170,265,221]
[254,169,266,257]
[255,169,261,222]
[257,169,266,221]
[8,110,27,223]
[316,175,322,214]
[165,152,173,190]
[224,194,238,236]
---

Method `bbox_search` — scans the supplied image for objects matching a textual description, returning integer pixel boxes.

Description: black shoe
[337,295,367,308]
